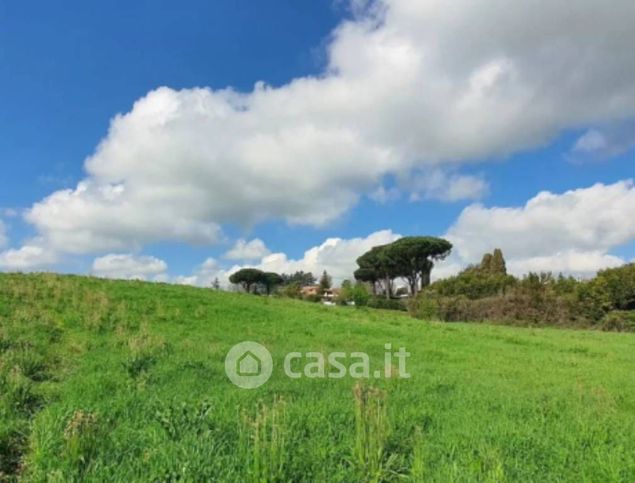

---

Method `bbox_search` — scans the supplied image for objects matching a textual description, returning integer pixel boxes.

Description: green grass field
[1,273,635,481]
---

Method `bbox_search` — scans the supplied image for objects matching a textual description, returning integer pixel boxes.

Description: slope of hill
[1,273,634,481]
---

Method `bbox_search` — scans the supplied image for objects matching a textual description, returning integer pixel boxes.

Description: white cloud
[446,180,635,276]
[0,244,58,271]
[223,238,270,260]
[0,221,6,249]
[20,0,635,255]
[91,253,168,281]
[507,251,624,276]
[27,181,222,254]
[407,170,489,202]
[368,185,400,204]
[569,125,635,162]
[573,130,608,153]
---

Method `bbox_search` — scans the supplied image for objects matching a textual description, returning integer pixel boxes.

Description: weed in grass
[353,383,394,481]
[0,336,12,354]
[122,333,170,379]
[2,372,43,416]
[123,353,156,379]
[9,350,49,382]
[410,427,426,481]
[241,397,288,483]
[63,410,102,473]
[0,426,27,479]
[155,399,214,441]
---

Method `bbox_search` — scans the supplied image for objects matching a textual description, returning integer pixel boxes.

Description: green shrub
[336,280,353,305]
[595,264,635,310]
[429,270,516,300]
[600,311,635,332]
[408,294,440,320]
[411,290,579,327]
[575,278,612,324]
[278,283,302,299]
[367,297,406,311]
[352,283,370,307]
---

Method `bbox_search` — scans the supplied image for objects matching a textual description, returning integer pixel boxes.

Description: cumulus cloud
[446,180,635,276]
[180,229,401,287]
[91,253,168,281]
[223,238,270,260]
[0,244,58,271]
[19,0,635,255]
[27,181,222,254]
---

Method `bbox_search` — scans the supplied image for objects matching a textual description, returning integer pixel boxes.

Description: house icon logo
[237,350,261,376]
[225,341,273,389]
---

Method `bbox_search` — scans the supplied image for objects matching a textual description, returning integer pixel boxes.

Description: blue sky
[1,0,634,284]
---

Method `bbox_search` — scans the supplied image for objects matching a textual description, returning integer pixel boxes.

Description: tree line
[228,236,453,305]
[226,236,635,331]
[228,269,333,296]
[410,249,635,332]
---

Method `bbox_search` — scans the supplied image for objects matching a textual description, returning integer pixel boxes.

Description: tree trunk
[408,275,417,296]
[421,270,431,289]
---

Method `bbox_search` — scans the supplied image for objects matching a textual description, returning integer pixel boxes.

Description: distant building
[300,285,320,297]
[300,285,341,304]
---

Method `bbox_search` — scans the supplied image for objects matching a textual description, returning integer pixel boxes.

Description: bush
[410,268,626,328]
[337,280,354,305]
[367,297,406,311]
[278,283,302,299]
[408,294,440,320]
[600,311,635,332]
[352,283,370,307]
[429,271,516,300]
[595,264,635,310]
[575,278,612,324]
[410,289,580,327]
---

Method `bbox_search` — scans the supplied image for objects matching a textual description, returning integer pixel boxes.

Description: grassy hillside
[1,273,635,481]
